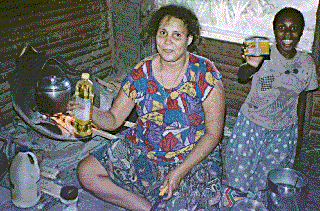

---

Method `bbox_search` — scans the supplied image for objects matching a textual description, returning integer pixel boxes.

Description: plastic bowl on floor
[231,198,267,211]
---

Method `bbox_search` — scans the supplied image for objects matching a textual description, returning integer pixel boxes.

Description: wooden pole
[296,1,320,157]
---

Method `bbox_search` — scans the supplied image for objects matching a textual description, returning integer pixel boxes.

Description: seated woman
[77,4,225,211]
[222,7,318,208]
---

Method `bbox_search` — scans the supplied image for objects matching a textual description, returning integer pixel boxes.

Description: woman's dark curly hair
[273,7,305,35]
[147,4,201,52]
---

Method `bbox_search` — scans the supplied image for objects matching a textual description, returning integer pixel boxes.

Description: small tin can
[244,37,270,57]
[60,186,78,211]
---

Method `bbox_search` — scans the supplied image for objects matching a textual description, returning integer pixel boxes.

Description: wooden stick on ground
[91,121,134,139]
[92,128,118,139]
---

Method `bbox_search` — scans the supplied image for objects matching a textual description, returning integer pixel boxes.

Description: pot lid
[36,75,71,91]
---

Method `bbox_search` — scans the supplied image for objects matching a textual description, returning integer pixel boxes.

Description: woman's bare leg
[77,154,152,211]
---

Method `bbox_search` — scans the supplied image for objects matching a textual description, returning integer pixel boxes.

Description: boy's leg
[223,112,254,192]
[222,113,298,208]
[222,112,264,207]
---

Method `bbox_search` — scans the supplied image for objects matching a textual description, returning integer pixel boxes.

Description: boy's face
[274,15,303,58]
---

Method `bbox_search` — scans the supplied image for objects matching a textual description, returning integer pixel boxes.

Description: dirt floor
[0,133,319,210]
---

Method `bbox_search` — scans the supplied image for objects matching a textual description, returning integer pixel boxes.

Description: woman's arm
[162,80,226,200]
[92,87,135,131]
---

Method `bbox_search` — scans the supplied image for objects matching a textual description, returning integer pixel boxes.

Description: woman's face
[156,15,193,63]
[274,15,303,58]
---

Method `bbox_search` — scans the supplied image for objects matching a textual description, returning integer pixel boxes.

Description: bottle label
[75,96,91,121]
[244,37,270,56]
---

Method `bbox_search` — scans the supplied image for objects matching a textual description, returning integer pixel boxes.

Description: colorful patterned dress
[92,53,223,210]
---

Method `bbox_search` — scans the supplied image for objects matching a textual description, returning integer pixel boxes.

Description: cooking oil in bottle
[74,73,94,137]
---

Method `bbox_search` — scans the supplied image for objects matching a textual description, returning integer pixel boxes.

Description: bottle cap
[20,145,29,152]
[81,73,90,80]
[60,186,78,200]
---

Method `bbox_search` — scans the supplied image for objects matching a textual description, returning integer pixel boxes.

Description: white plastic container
[9,145,41,208]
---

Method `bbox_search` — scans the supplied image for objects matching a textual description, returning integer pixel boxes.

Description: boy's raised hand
[242,54,265,68]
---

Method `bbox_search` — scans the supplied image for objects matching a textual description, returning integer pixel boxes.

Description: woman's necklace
[159,56,187,104]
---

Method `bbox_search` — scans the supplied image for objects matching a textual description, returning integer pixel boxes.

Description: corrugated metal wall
[0,1,319,140]
[0,0,115,127]
[197,37,250,118]
[311,91,320,136]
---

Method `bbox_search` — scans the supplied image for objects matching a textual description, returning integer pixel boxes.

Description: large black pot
[9,45,103,141]
[9,46,82,141]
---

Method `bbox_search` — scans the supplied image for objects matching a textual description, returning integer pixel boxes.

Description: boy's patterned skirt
[222,112,298,208]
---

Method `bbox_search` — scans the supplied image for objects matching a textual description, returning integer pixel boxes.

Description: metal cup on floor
[266,168,308,211]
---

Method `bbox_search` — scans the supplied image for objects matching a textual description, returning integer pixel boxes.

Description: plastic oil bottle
[74,73,94,137]
[9,145,41,208]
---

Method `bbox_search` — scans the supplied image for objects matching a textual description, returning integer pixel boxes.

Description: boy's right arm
[237,55,264,84]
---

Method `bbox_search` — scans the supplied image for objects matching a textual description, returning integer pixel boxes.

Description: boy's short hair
[273,7,305,33]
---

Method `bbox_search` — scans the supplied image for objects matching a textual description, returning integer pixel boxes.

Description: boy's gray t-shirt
[241,45,318,130]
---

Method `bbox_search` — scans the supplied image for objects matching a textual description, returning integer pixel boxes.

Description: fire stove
[8,45,94,141]
[4,45,115,170]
